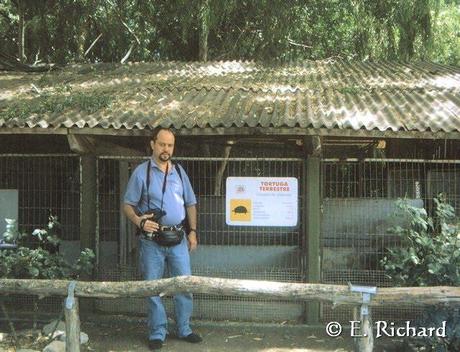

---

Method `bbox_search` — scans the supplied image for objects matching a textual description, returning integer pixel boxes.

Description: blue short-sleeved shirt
[123,159,197,226]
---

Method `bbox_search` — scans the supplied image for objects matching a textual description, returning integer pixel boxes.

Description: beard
[159,153,170,161]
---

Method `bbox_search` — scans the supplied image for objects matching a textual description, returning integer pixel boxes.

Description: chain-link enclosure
[321,159,460,323]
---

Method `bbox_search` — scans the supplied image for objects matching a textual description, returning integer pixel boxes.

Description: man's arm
[186,204,198,251]
[123,203,141,228]
[123,203,160,233]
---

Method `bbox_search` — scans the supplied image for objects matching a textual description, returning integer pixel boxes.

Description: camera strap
[174,163,191,232]
[145,159,168,212]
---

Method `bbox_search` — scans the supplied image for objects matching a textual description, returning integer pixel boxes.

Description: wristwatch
[189,229,197,233]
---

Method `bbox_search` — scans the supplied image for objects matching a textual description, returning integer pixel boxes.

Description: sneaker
[180,332,202,343]
[148,339,163,350]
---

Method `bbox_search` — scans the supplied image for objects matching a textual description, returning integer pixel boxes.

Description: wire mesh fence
[96,156,306,322]
[2,153,459,323]
[0,154,80,240]
[321,158,460,323]
[0,154,80,316]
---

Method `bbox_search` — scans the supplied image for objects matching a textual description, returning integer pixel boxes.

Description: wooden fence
[1,276,459,352]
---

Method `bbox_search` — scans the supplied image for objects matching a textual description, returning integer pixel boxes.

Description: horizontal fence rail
[1,277,459,306]
[2,277,459,352]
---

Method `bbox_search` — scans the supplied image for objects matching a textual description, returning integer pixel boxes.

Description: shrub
[381,195,460,351]
[0,214,95,279]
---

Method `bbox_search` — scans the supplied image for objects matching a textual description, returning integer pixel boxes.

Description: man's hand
[138,214,160,233]
[187,231,198,252]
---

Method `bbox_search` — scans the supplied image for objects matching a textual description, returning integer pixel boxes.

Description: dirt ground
[83,319,356,352]
[1,316,405,352]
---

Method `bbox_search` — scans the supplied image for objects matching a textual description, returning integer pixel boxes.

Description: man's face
[151,130,175,162]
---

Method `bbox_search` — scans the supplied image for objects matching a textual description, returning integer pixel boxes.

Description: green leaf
[28,267,40,277]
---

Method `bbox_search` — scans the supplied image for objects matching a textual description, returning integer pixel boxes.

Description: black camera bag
[155,229,184,247]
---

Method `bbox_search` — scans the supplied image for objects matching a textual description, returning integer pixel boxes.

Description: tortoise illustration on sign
[229,199,252,222]
[232,205,249,214]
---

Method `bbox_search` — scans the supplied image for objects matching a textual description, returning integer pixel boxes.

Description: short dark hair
[151,126,175,142]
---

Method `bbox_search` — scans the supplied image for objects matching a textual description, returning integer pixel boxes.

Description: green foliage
[0,214,95,279]
[431,1,460,65]
[0,0,458,63]
[381,196,460,351]
[381,196,460,286]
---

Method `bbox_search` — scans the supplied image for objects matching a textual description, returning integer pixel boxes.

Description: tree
[0,0,458,65]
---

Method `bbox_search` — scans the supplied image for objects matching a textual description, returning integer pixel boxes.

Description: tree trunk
[76,26,88,62]
[198,0,210,61]
[18,0,25,63]
[0,277,459,307]
[398,23,415,61]
[55,3,67,64]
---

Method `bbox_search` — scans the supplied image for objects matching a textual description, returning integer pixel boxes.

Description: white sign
[226,177,298,227]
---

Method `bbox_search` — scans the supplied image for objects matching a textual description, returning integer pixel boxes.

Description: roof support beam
[303,135,322,157]
[305,154,321,324]
[67,134,143,156]
[0,127,459,140]
[303,137,322,324]
[80,155,97,265]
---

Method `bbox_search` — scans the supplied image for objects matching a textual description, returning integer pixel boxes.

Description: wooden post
[119,160,130,265]
[353,306,374,352]
[0,299,17,342]
[306,155,321,324]
[350,285,376,352]
[80,155,97,255]
[359,312,374,352]
[64,297,80,352]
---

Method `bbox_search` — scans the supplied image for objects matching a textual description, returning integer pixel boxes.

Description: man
[123,127,202,351]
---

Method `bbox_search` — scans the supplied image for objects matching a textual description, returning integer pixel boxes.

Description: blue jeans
[139,236,193,341]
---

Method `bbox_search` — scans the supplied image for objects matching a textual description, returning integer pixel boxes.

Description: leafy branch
[0,214,95,279]
[381,195,460,351]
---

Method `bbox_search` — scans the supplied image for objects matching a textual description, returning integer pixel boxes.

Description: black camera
[143,208,167,222]
[137,208,167,236]
[138,208,183,246]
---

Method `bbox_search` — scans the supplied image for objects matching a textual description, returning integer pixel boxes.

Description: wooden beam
[119,161,133,265]
[67,135,143,156]
[213,141,233,196]
[64,298,81,352]
[0,277,459,306]
[0,127,459,140]
[67,135,94,154]
[303,135,322,157]
[80,155,97,257]
[306,156,321,324]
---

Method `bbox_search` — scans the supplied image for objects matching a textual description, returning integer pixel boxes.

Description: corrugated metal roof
[0,60,459,133]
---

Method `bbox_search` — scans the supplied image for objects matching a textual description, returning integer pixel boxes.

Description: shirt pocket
[168,179,183,196]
